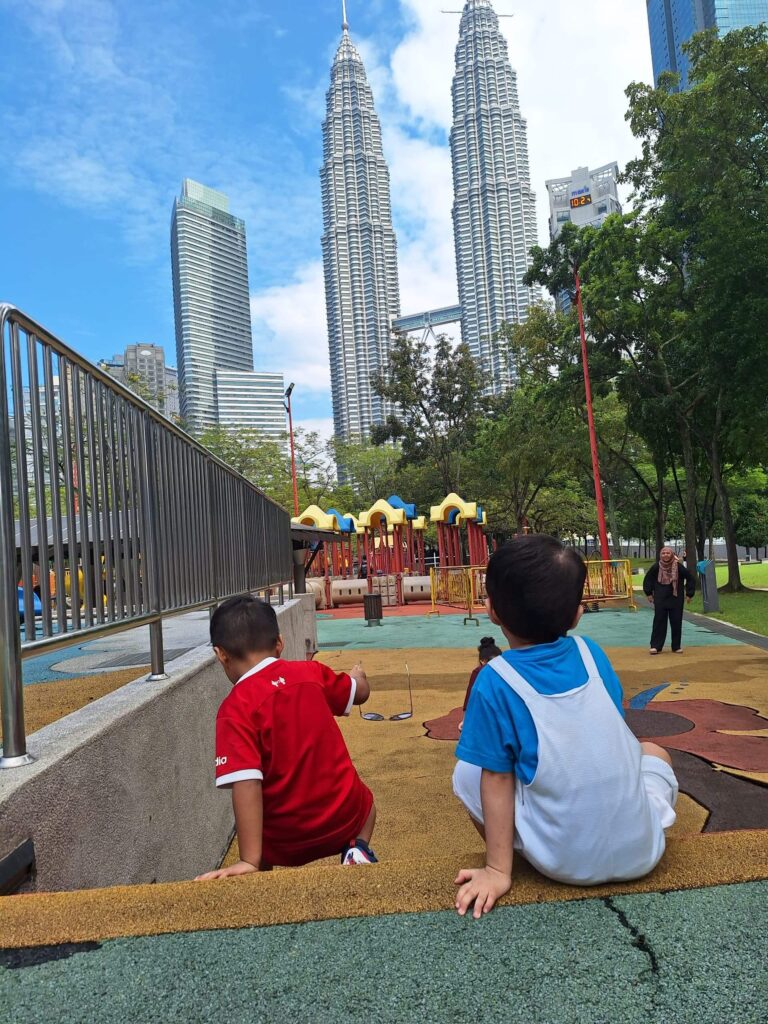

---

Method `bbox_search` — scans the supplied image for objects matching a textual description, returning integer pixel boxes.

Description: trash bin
[363,593,383,626]
[697,559,720,613]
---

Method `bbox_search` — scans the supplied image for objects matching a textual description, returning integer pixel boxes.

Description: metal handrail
[0,304,294,768]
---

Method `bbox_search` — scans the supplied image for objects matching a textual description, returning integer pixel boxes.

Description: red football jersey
[215,657,372,865]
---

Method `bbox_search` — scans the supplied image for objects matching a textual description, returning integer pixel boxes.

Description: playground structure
[292,493,490,611]
[293,494,637,616]
[428,495,491,621]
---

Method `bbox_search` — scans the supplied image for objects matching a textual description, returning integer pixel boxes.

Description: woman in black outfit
[643,547,696,654]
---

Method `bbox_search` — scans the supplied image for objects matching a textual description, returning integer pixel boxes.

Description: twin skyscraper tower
[322,0,539,441]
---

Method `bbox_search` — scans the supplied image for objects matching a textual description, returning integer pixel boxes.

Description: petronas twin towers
[321,0,539,439]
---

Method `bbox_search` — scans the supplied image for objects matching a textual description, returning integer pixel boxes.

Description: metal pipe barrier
[582,559,637,610]
[0,305,294,768]
[429,566,485,625]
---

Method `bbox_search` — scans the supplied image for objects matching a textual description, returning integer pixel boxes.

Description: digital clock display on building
[570,194,593,209]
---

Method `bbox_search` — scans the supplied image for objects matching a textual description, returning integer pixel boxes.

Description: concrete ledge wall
[0,595,317,893]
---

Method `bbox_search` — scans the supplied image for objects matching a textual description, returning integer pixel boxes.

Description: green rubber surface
[318,608,739,650]
[3,882,766,1023]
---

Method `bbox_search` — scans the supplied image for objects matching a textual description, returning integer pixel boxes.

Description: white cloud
[251,261,330,395]
[294,417,335,447]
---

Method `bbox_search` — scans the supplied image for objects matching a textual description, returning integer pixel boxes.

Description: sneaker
[341,839,378,865]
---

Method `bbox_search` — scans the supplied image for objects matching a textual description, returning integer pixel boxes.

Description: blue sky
[0,0,653,436]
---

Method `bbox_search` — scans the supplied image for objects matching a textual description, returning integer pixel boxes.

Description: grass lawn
[687,589,768,635]
[628,558,768,587]
[713,561,768,588]
[627,558,768,634]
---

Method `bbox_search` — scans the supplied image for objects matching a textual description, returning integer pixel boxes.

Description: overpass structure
[392,304,463,342]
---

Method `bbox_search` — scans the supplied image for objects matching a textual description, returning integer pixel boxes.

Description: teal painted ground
[3,883,766,1023]
[318,607,739,651]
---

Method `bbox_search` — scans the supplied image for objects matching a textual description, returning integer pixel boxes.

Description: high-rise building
[545,164,622,312]
[450,0,539,393]
[646,0,768,89]
[99,345,181,420]
[320,7,401,440]
[215,370,286,445]
[171,179,254,434]
[163,366,181,421]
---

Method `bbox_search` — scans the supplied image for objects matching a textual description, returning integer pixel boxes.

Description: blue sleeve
[584,637,625,718]
[455,674,517,773]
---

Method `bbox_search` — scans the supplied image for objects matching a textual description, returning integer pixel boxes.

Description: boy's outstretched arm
[351,661,371,704]
[196,780,263,881]
[455,769,515,918]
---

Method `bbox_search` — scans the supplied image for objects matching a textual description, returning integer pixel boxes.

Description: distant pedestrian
[643,547,696,655]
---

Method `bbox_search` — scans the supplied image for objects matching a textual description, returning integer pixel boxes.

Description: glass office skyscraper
[450,0,539,393]
[647,0,768,89]
[171,180,255,434]
[321,10,400,440]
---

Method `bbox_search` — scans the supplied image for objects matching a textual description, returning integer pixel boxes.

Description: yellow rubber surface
[24,668,150,734]
[6,643,767,949]
[5,834,768,949]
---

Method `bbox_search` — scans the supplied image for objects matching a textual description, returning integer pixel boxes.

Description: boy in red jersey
[195,595,377,880]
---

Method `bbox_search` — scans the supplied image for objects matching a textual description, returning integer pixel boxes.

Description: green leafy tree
[527,27,768,589]
[331,438,402,508]
[734,496,768,562]
[371,333,484,494]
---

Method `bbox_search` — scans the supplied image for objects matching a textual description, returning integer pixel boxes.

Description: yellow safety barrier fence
[583,559,637,610]
[430,558,636,623]
[429,566,487,625]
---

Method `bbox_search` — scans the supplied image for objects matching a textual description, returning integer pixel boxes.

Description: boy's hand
[195,860,258,882]
[351,661,367,679]
[454,866,512,919]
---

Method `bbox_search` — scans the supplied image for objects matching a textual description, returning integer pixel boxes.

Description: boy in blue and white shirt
[453,535,678,919]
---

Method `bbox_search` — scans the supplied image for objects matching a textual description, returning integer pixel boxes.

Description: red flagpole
[575,269,611,560]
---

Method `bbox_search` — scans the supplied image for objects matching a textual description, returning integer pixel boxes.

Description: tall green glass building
[646,0,768,90]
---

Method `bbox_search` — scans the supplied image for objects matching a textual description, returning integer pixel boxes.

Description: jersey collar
[236,657,279,685]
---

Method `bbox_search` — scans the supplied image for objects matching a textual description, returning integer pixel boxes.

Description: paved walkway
[23,611,211,685]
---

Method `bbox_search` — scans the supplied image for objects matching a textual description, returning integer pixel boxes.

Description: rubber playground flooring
[3,608,768,1021]
[317,605,741,649]
[4,883,768,1024]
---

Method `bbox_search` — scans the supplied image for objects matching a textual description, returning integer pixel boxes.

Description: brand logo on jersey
[272,677,286,688]
[215,756,228,767]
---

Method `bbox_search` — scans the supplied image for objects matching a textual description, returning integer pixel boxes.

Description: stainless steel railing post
[0,307,33,768]
[140,414,168,682]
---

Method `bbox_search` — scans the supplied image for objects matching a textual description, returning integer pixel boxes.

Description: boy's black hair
[478,636,503,662]
[486,535,586,644]
[210,595,279,658]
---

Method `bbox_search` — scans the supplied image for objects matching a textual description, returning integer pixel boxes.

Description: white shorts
[452,754,679,831]
[641,754,679,830]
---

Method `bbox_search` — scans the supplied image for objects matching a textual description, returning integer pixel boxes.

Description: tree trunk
[709,427,742,592]
[654,465,666,556]
[676,416,699,571]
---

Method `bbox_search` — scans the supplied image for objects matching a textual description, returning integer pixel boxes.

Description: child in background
[196,596,377,880]
[460,636,503,731]
[453,535,678,918]
[464,637,503,711]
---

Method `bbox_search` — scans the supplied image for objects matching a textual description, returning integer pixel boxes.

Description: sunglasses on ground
[359,665,413,721]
